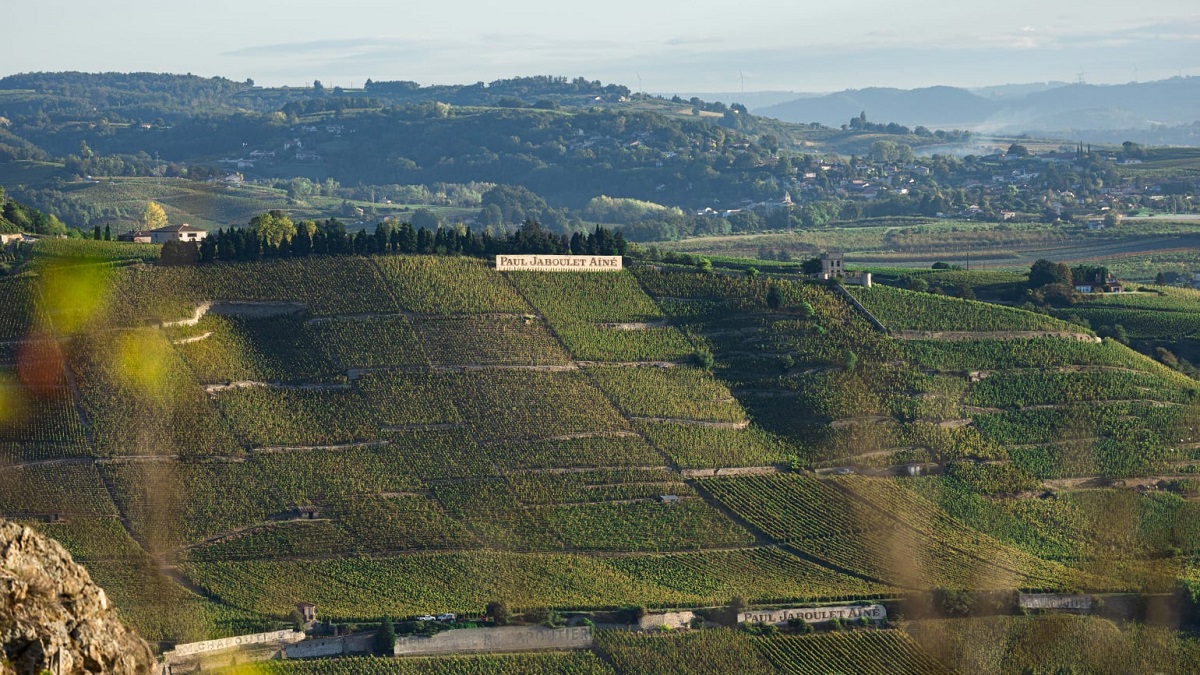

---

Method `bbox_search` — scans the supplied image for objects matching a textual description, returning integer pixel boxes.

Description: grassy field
[646,220,1200,281]
[6,173,476,232]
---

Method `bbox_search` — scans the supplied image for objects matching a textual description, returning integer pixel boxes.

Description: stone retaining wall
[394,626,592,656]
[638,611,695,630]
[164,629,304,659]
[1019,593,1093,611]
[283,632,373,658]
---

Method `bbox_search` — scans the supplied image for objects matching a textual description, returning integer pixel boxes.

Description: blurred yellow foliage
[0,372,30,428]
[39,264,110,334]
[115,330,171,401]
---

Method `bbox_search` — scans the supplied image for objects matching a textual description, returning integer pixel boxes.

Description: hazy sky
[5,0,1199,92]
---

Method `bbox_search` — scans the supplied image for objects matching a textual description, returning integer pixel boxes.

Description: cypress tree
[375,616,396,654]
[399,223,417,253]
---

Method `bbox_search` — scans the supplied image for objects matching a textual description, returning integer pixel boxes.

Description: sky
[4,0,1199,93]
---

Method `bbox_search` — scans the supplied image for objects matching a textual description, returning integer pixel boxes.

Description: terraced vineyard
[699,472,1110,591]
[906,615,1200,674]
[0,276,40,339]
[755,631,954,674]
[377,256,531,315]
[214,652,616,675]
[847,284,1086,333]
[2,252,1199,652]
[170,314,342,383]
[595,628,953,674]
[507,270,695,362]
[586,364,747,423]
[183,547,887,620]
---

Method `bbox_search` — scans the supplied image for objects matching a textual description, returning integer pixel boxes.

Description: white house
[148,224,207,244]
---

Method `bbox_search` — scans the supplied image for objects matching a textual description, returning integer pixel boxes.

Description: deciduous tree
[142,202,168,230]
[250,210,297,247]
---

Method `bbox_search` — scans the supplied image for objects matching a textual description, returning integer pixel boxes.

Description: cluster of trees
[363,75,630,107]
[0,185,66,235]
[280,97,381,118]
[1028,259,1113,291]
[186,212,628,264]
[1025,259,1126,308]
[338,182,491,209]
[845,112,967,140]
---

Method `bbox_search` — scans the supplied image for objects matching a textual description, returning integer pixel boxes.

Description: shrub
[935,587,974,617]
[486,600,510,626]
[767,284,783,309]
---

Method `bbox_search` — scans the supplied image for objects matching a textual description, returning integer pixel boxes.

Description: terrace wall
[394,626,593,656]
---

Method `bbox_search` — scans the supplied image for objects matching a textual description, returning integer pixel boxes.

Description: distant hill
[758,86,998,129]
[757,77,1200,137]
[0,72,630,118]
[967,81,1071,100]
[657,90,813,110]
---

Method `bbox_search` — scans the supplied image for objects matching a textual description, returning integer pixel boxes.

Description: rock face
[0,520,154,674]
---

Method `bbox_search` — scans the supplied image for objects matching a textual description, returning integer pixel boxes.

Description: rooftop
[150,224,205,233]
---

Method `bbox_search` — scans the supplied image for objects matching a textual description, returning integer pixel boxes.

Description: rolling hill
[757,77,1200,137]
[2,244,1200,669]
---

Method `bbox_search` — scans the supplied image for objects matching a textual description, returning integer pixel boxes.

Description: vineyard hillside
[1,253,1199,654]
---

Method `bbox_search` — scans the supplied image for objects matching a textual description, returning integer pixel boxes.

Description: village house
[148,224,208,244]
[1074,269,1125,294]
[116,230,152,243]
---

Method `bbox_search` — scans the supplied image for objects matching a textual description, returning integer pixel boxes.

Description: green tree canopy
[410,208,442,231]
[250,210,297,247]
[1029,259,1072,288]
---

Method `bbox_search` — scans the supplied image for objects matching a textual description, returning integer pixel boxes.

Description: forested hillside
[0,71,977,237]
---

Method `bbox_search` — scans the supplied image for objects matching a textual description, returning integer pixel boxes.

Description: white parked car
[417,615,436,621]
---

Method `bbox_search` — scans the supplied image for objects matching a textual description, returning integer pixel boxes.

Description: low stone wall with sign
[163,629,304,659]
[1019,593,1093,612]
[394,626,592,656]
[638,611,695,631]
[495,255,622,272]
[283,632,374,659]
[740,604,886,626]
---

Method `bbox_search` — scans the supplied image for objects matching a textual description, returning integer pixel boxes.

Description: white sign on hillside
[496,254,622,272]
[166,629,305,657]
[739,604,886,626]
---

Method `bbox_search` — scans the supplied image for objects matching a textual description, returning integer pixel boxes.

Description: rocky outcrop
[1,520,154,674]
